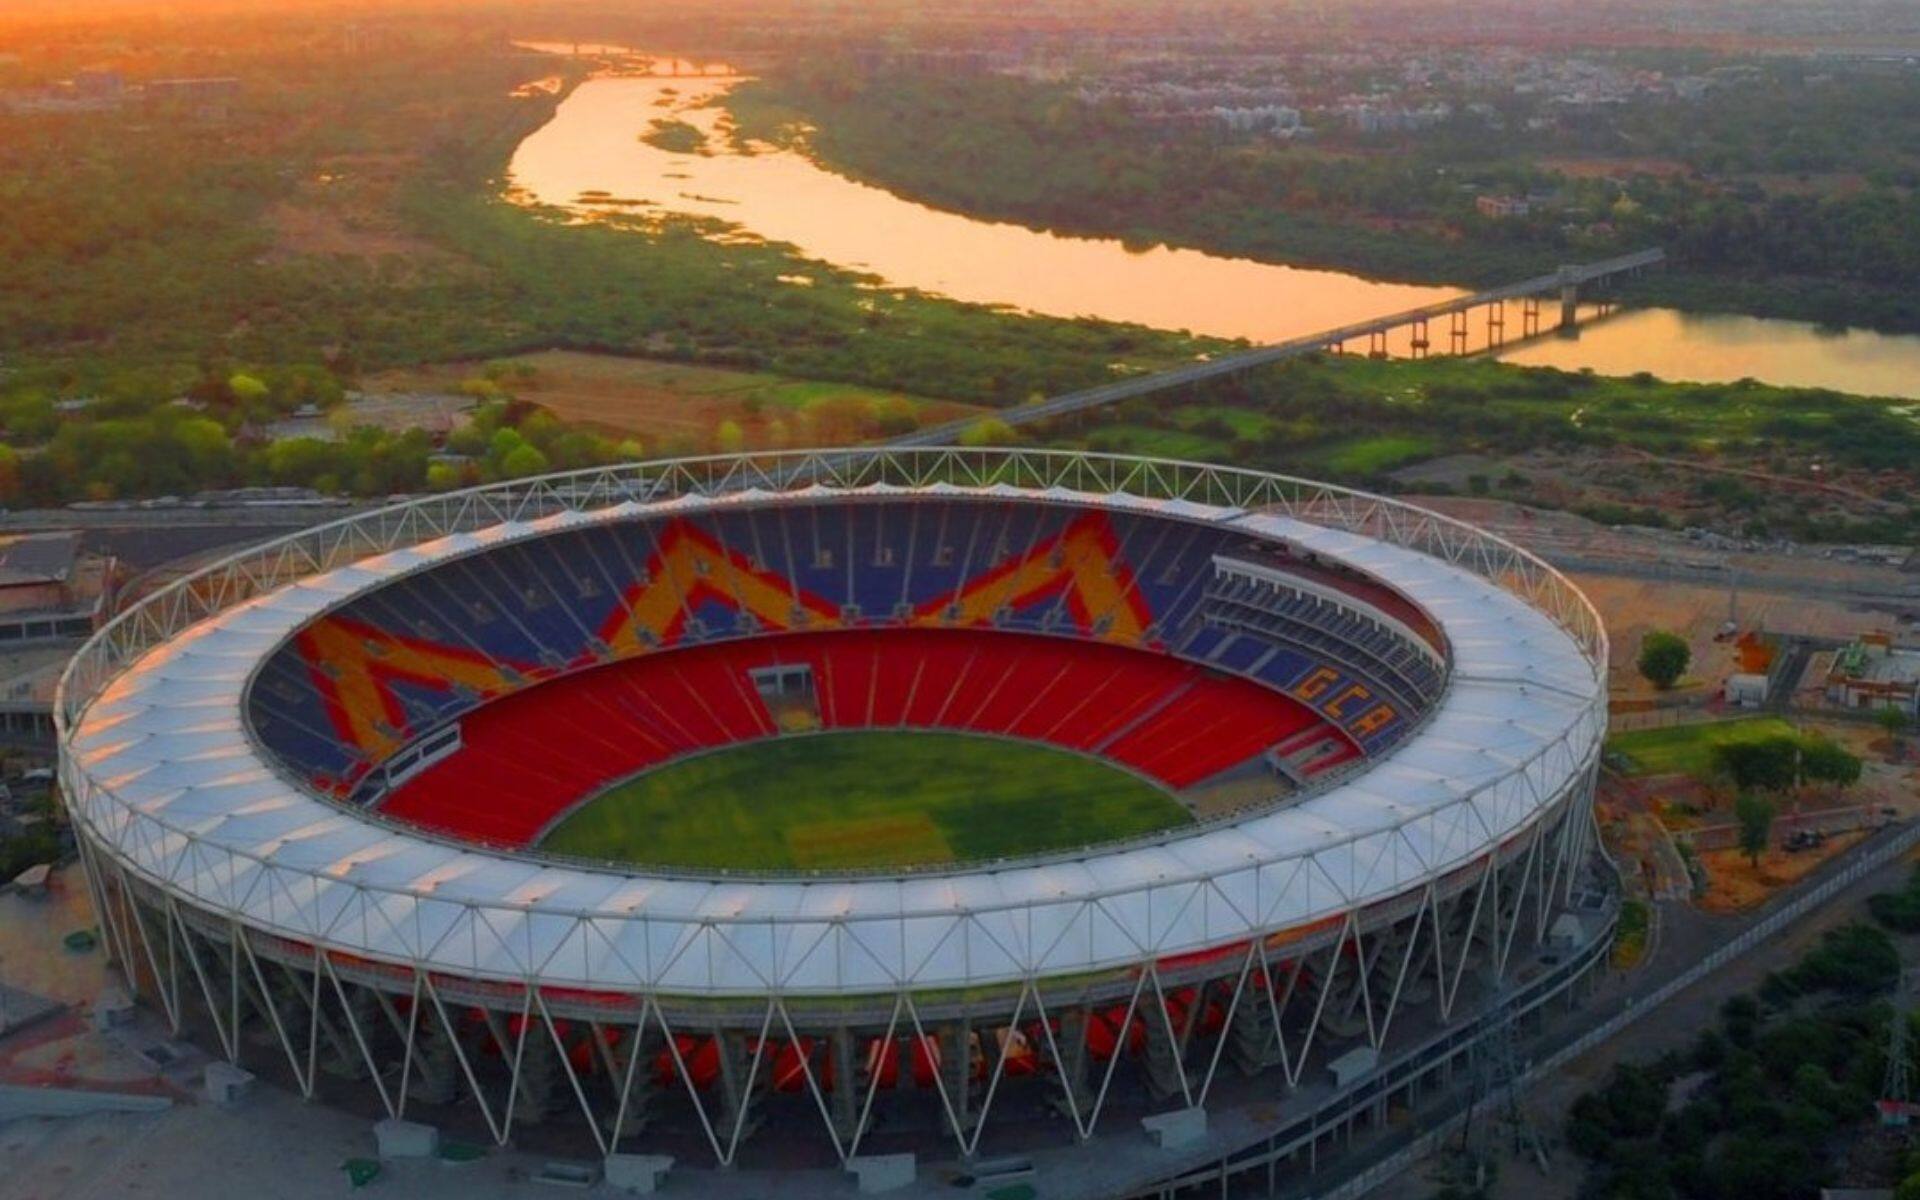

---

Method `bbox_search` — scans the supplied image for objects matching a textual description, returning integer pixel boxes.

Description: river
[507,65,1920,400]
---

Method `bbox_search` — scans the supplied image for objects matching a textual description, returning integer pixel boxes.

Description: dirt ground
[262,152,464,270]
[1405,446,1918,550]
[263,199,442,262]
[0,866,109,1010]
[264,391,476,442]
[365,349,987,451]
[1696,832,1866,912]
[1571,571,1877,703]
[1538,155,1693,180]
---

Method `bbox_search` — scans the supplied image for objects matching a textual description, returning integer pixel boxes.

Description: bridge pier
[1557,264,1580,330]
[882,250,1661,452]
[1522,296,1541,338]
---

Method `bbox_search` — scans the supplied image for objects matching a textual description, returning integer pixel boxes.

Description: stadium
[55,449,1610,1195]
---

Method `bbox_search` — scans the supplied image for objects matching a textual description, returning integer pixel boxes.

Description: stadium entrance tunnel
[57,449,1612,1193]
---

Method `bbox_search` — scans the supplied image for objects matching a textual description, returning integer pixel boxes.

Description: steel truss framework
[75,781,1595,1170]
[57,449,1608,1174]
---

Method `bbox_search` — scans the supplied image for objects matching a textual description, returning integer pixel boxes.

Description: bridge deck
[892,248,1664,447]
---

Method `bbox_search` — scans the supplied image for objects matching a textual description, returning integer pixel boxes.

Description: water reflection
[507,73,1464,342]
[508,67,1920,400]
[1497,307,1920,399]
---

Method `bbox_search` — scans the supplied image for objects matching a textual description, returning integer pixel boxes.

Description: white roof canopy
[64,484,1603,997]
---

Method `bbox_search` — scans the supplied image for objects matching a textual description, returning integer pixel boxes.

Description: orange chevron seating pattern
[248,501,1424,819]
[270,510,1166,788]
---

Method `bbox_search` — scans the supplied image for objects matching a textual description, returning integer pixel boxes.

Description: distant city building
[1476,193,1532,219]
[144,76,240,119]
[1214,103,1301,135]
[0,645,73,748]
[72,69,124,100]
[0,532,88,618]
[1826,633,1920,717]
[0,532,116,756]
[1338,100,1451,134]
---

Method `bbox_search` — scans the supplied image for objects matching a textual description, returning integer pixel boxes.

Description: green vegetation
[0,29,1201,394]
[1878,708,1912,741]
[1036,353,1920,544]
[1713,731,1862,794]
[0,822,60,881]
[0,20,1212,505]
[539,732,1190,870]
[1612,898,1651,969]
[725,69,1565,289]
[1319,434,1437,477]
[640,117,707,154]
[1867,865,1920,933]
[1570,923,1904,1200]
[0,377,643,504]
[1734,793,1776,866]
[7,15,1920,531]
[734,61,1920,332]
[1800,735,1865,793]
[1761,922,1903,1003]
[1637,630,1692,690]
[0,780,61,880]
[1606,717,1800,778]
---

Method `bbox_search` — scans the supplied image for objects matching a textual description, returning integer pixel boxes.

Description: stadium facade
[56,449,1611,1195]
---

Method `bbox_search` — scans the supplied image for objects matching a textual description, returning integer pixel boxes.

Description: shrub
[1637,630,1691,690]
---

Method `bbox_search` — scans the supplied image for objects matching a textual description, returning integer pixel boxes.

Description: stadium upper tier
[60,454,1603,1000]
[245,496,1440,797]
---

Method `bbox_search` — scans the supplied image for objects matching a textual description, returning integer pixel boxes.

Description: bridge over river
[891,248,1666,447]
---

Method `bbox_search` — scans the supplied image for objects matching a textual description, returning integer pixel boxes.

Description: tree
[1877,706,1911,743]
[499,443,550,478]
[958,418,1016,447]
[460,377,506,403]
[714,419,745,453]
[1736,793,1776,868]
[1713,736,1800,794]
[1868,866,1920,932]
[1637,631,1691,690]
[1798,736,1861,793]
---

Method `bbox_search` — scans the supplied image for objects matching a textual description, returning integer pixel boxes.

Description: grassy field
[539,731,1191,870]
[1607,716,1799,778]
[1321,434,1439,476]
[365,349,986,452]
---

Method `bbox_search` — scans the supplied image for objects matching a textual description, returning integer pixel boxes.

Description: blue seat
[246,500,1433,787]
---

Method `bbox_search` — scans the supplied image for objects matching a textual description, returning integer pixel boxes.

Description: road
[1365,823,1920,1200]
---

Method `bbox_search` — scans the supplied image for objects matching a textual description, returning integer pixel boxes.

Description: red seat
[378,627,1349,847]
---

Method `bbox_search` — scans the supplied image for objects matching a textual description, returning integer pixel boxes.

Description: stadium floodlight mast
[56,449,1612,1197]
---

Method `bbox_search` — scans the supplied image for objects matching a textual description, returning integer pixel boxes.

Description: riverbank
[495,64,1920,398]
[723,66,1920,339]
[6,16,1920,521]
